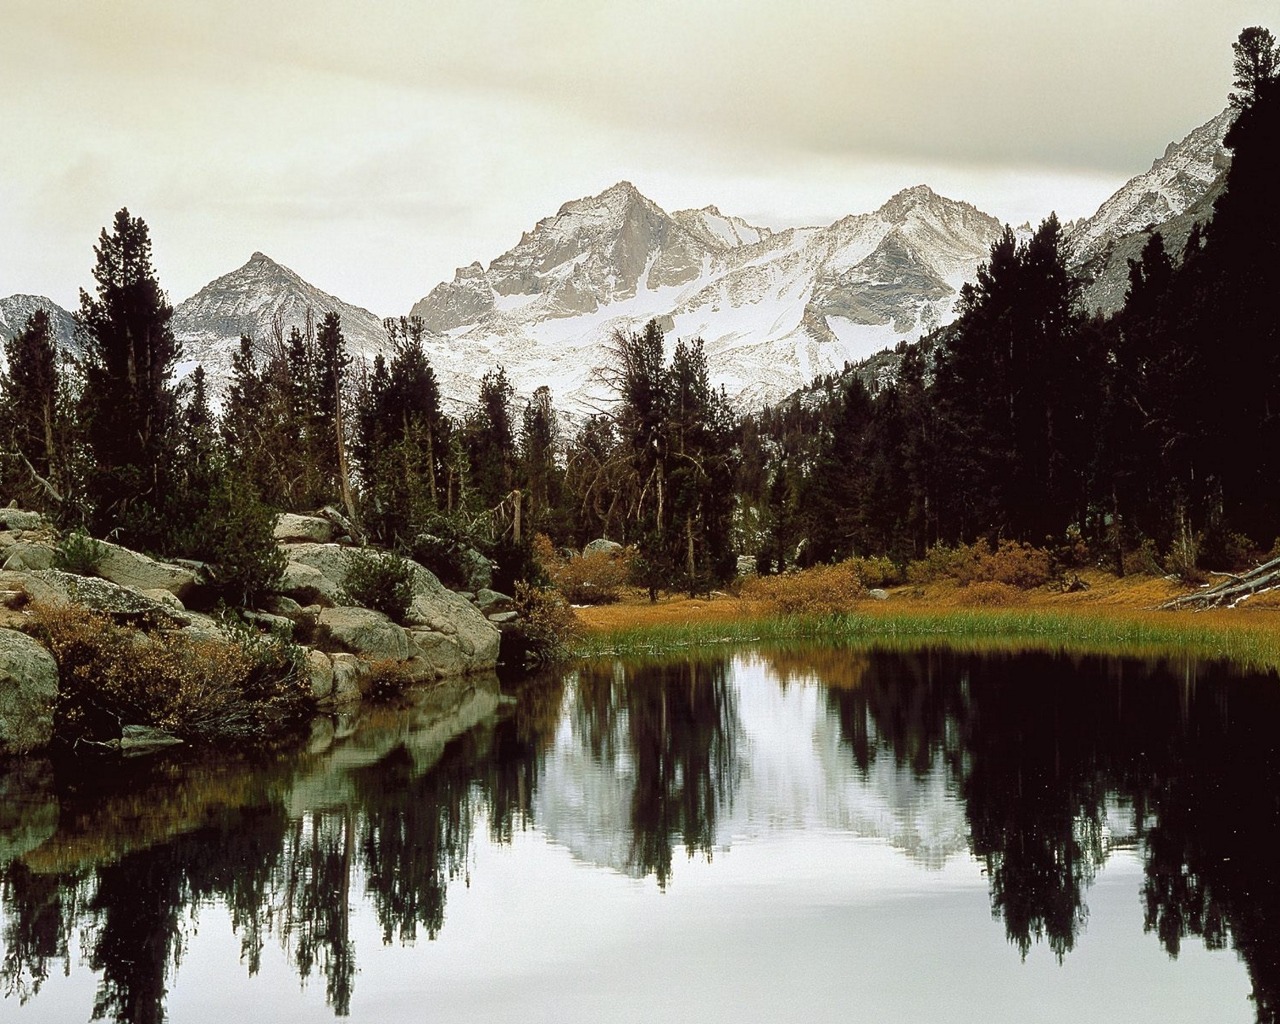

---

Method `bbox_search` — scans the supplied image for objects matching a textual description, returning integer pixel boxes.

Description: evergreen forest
[2,30,1279,602]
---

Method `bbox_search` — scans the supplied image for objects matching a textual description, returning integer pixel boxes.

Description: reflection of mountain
[4,650,1280,1023]
[535,654,970,875]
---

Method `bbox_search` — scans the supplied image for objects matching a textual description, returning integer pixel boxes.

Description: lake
[2,645,1278,1023]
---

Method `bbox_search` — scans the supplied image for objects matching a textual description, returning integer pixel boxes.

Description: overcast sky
[2,1,1273,314]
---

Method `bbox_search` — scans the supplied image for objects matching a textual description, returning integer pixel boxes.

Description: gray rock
[487,611,518,624]
[475,588,514,613]
[23,570,185,623]
[306,649,335,701]
[242,610,294,635]
[583,538,624,557]
[0,628,59,755]
[95,541,199,600]
[273,513,335,544]
[281,543,359,604]
[318,607,411,660]
[263,594,307,619]
[2,543,55,572]
[327,653,366,704]
[119,724,184,754]
[142,589,187,613]
[0,510,47,532]
[277,560,334,606]
[868,588,890,601]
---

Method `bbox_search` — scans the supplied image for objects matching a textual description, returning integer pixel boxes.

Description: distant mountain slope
[0,294,77,351]
[410,181,1003,412]
[1067,107,1234,312]
[171,252,391,385]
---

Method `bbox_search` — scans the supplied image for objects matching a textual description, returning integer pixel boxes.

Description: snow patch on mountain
[171,252,391,389]
[1067,107,1233,312]
[411,181,1003,413]
[0,295,78,372]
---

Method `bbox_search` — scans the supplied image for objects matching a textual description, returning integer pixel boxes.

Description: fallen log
[1160,554,1280,610]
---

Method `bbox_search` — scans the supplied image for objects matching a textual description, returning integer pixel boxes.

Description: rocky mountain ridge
[0,105,1236,411]
[170,251,391,385]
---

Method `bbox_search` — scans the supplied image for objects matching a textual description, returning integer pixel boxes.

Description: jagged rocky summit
[170,251,391,386]
[410,181,1005,412]
[1,105,1237,412]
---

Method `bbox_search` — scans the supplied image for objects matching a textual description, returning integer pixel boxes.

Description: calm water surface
[2,646,1279,1023]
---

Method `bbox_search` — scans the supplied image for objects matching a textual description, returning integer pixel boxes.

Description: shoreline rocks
[0,507,513,754]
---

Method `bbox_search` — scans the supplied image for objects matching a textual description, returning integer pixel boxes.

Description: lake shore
[571,568,1280,670]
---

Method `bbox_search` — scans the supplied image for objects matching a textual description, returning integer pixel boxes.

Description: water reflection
[2,649,1279,1022]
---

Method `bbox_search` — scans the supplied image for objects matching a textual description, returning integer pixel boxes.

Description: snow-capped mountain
[1067,107,1234,312]
[171,251,391,385]
[411,181,1004,411]
[0,294,77,353]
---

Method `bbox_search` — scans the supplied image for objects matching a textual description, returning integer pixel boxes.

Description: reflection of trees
[1136,675,1280,1024]
[1,862,80,1005]
[573,658,741,888]
[6,652,1280,1023]
[814,644,1280,1016]
[0,702,552,1022]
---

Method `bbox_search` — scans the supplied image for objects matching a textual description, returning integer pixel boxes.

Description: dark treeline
[3,30,1278,597]
[745,35,1280,574]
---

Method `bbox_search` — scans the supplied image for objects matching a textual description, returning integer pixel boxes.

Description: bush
[341,549,416,622]
[845,555,903,589]
[533,535,631,605]
[1122,537,1163,577]
[507,581,581,668]
[29,602,309,744]
[968,540,1054,589]
[906,543,981,584]
[408,514,481,589]
[740,561,867,615]
[54,528,106,577]
[956,581,1027,607]
[906,540,1053,590]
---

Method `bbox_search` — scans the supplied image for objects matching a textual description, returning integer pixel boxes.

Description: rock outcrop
[0,505,511,753]
[0,628,59,754]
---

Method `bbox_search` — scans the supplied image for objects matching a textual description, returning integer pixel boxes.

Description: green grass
[571,609,1280,672]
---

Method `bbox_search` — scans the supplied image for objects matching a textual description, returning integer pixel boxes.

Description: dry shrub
[957,581,1027,607]
[845,556,903,589]
[907,540,1052,589]
[363,658,415,701]
[28,603,309,743]
[907,543,983,584]
[509,581,581,667]
[741,561,867,615]
[533,534,632,605]
[968,539,1054,589]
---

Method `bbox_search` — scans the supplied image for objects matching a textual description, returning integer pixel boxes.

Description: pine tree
[0,309,72,510]
[76,209,182,547]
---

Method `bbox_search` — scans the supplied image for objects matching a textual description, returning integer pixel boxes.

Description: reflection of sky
[3,656,1256,1023]
[536,655,968,873]
[133,838,1247,1024]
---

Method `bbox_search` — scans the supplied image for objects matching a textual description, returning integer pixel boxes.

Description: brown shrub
[908,540,1053,590]
[906,543,983,584]
[510,581,581,667]
[956,581,1027,607]
[741,561,867,615]
[845,556,904,589]
[533,535,633,605]
[28,603,309,743]
[971,539,1054,589]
